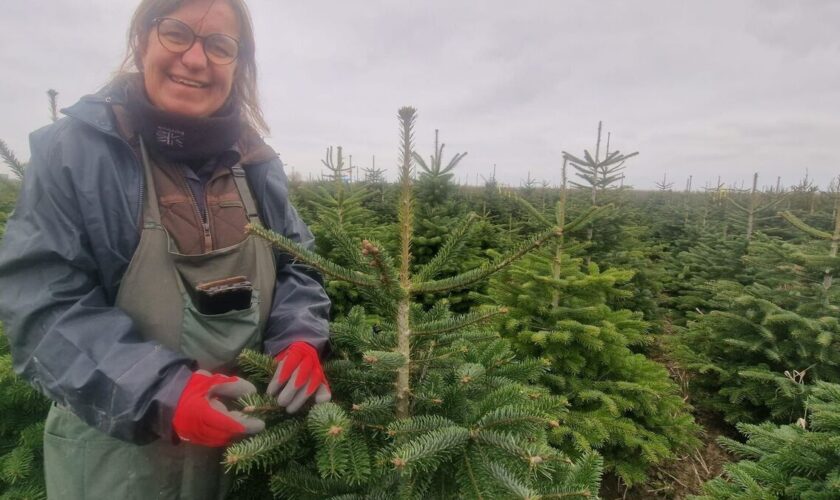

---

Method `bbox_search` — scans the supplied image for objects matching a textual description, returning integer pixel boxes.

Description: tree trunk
[395,298,411,418]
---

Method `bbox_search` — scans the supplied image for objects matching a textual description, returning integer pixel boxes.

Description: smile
[169,75,208,88]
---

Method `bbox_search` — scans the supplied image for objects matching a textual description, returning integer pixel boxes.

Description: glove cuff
[274,341,319,361]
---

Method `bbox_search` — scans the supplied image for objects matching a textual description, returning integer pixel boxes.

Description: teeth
[171,76,206,88]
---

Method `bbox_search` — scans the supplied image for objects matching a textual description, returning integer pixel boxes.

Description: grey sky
[2,1,839,190]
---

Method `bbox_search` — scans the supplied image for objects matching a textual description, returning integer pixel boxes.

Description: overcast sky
[2,1,839,190]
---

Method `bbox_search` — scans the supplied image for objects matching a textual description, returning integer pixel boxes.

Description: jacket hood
[60,75,133,141]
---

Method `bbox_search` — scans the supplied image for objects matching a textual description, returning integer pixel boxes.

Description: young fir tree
[0,329,49,500]
[662,234,751,325]
[360,157,395,222]
[232,107,603,498]
[483,163,698,486]
[298,146,387,317]
[742,232,840,318]
[696,382,840,499]
[562,127,666,320]
[726,173,789,243]
[778,187,840,313]
[412,131,468,306]
[0,141,27,182]
[672,283,840,425]
[411,130,500,313]
[564,122,638,208]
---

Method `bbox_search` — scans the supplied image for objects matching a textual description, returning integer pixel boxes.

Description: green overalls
[43,139,276,499]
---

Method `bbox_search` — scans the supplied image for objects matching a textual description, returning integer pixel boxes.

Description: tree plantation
[2,102,840,499]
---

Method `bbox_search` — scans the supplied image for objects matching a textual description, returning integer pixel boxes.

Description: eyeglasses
[153,17,240,65]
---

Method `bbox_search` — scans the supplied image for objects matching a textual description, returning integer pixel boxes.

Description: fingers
[227,410,266,434]
[314,384,332,404]
[286,383,312,413]
[287,383,332,413]
[275,369,331,414]
[266,359,285,396]
[278,350,304,383]
[209,377,258,400]
[205,398,265,437]
[293,358,314,390]
[276,367,301,407]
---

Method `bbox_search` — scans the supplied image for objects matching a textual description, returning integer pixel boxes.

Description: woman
[0,0,331,498]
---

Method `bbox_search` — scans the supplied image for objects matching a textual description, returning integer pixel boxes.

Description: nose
[180,39,208,71]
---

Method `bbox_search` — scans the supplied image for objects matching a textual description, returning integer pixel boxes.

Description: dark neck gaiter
[125,82,242,162]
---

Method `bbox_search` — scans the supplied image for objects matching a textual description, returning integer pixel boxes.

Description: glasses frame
[152,17,240,66]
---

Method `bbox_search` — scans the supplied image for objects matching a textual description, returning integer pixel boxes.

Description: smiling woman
[122,0,267,133]
[141,1,240,117]
[0,0,332,499]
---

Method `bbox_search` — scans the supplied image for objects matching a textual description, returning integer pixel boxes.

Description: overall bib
[43,139,277,499]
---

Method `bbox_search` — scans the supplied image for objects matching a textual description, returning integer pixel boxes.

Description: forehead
[165,0,240,36]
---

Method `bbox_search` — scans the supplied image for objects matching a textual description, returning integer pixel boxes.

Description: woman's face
[140,0,240,117]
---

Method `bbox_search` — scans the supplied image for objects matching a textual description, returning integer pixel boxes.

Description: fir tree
[0,327,49,500]
[662,230,751,325]
[564,122,638,207]
[0,141,26,182]
[233,107,604,498]
[727,173,788,243]
[411,129,497,312]
[696,382,840,499]
[779,185,840,311]
[672,285,840,425]
[483,164,698,486]
[298,146,388,317]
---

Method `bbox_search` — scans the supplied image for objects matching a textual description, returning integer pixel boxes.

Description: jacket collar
[61,73,278,166]
[61,75,132,141]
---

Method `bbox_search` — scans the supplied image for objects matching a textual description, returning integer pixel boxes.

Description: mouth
[169,75,209,89]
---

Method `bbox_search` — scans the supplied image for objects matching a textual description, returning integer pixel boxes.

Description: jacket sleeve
[249,159,331,357]
[0,125,193,444]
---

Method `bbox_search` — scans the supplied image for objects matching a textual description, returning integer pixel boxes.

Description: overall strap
[230,165,261,224]
[138,136,163,226]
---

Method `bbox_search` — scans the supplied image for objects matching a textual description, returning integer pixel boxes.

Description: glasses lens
[204,34,239,65]
[158,19,193,51]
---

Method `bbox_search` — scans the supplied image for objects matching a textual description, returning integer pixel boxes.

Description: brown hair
[116,0,269,135]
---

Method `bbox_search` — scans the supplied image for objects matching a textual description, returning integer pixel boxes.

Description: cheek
[214,67,237,98]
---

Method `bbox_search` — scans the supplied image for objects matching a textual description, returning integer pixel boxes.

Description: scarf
[124,80,242,163]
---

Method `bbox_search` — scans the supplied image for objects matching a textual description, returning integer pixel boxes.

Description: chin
[159,97,214,118]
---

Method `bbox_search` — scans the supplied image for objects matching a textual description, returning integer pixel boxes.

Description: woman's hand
[172,370,265,447]
[267,342,331,413]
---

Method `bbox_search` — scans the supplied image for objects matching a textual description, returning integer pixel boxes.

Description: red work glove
[266,342,331,413]
[172,370,265,447]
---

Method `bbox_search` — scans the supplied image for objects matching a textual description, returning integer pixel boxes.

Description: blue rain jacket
[0,79,331,444]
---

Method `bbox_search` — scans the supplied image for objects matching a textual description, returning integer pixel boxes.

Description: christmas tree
[0,327,49,500]
[672,285,840,425]
[230,107,604,498]
[297,146,388,317]
[483,163,698,486]
[697,381,840,499]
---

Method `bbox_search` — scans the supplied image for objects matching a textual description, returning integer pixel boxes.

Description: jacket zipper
[122,139,145,232]
[137,167,145,232]
[181,171,213,252]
